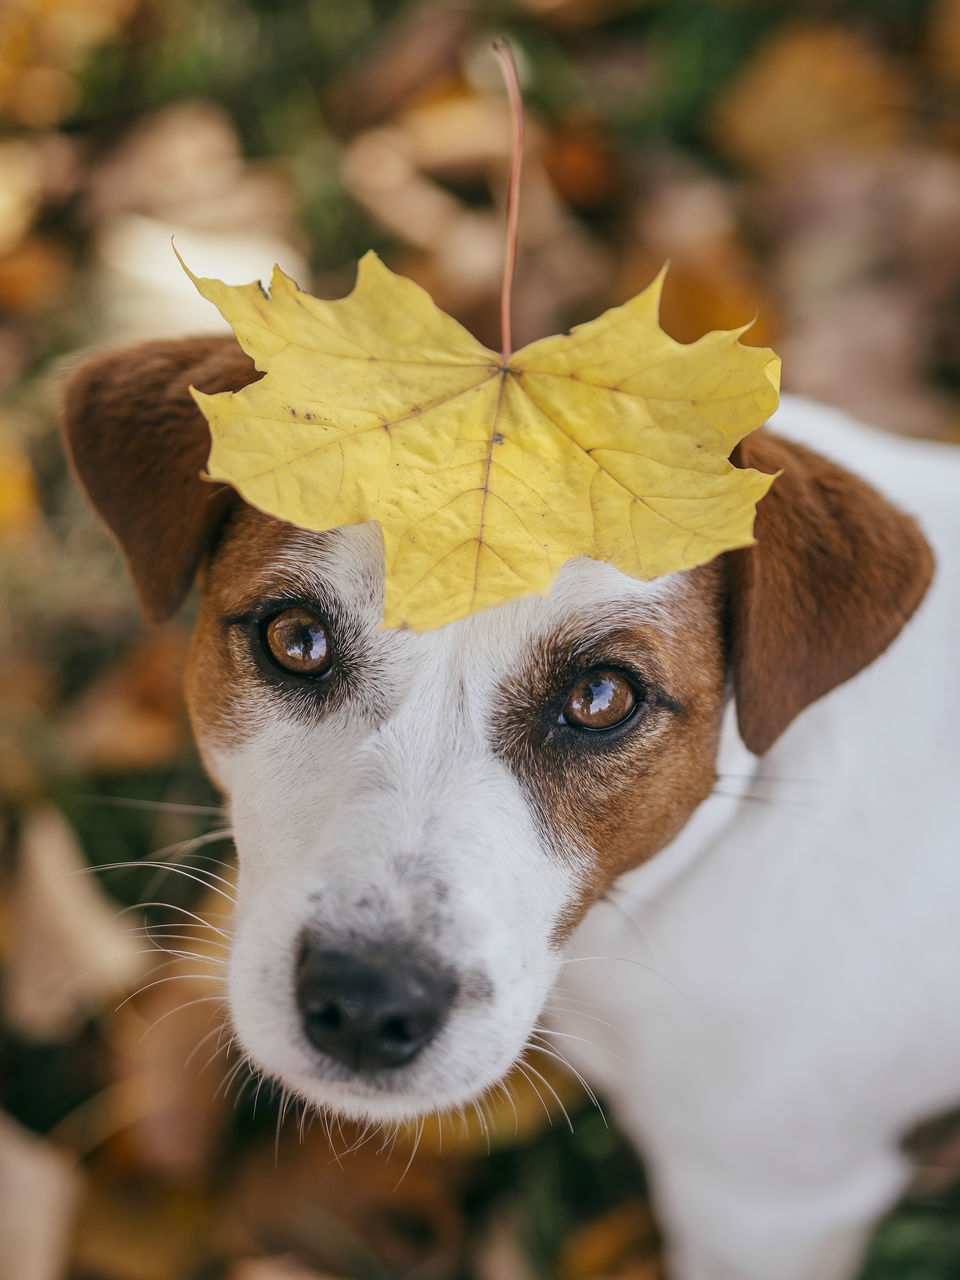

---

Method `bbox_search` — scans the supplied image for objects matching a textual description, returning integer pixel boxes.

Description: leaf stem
[493,38,523,366]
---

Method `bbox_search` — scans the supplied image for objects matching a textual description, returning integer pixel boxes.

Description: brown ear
[726,429,935,755]
[62,335,259,622]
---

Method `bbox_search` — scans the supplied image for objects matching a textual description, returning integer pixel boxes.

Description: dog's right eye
[263,608,333,677]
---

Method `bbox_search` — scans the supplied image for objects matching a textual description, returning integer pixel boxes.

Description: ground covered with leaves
[2,2,960,1278]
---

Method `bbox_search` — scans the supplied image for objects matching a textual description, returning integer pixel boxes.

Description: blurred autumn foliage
[2,2,960,1279]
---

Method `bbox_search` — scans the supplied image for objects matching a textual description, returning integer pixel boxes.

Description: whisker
[75,795,226,816]
[558,953,667,978]
[394,1116,425,1189]
[716,772,823,787]
[186,1020,232,1070]
[251,1072,266,1119]
[125,927,229,952]
[530,1032,608,1122]
[543,997,629,1039]
[519,1055,574,1133]
[711,787,815,817]
[111,945,227,968]
[235,1066,260,1111]
[80,861,236,903]
[115,901,232,938]
[274,1087,289,1165]
[379,1120,403,1161]
[140,994,226,1042]
[137,831,234,896]
[117,971,225,1012]
[513,1058,553,1126]
[216,1054,248,1102]
[471,1098,491,1155]
[493,1078,520,1138]
[338,1118,376,1159]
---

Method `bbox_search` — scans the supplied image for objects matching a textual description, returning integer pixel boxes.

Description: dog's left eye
[561,668,638,732]
[263,608,333,677]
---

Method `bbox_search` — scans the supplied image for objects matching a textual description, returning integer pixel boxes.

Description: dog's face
[185,509,725,1119]
[63,335,932,1124]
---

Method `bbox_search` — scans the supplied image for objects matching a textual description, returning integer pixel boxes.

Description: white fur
[208,396,960,1279]
[557,399,960,1280]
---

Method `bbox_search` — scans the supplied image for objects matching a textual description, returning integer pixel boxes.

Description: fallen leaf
[188,253,778,630]
[928,0,960,82]
[3,805,148,1040]
[474,1209,540,1280]
[227,1260,342,1280]
[70,1171,226,1280]
[623,172,777,347]
[0,141,42,256]
[556,1201,660,1280]
[59,631,188,773]
[237,1126,470,1279]
[110,959,230,1180]
[0,1111,82,1280]
[0,235,72,314]
[0,431,39,540]
[543,117,621,210]
[323,2,472,132]
[712,24,911,174]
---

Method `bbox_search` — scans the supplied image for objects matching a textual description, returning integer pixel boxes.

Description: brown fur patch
[494,564,727,935]
[727,429,935,754]
[61,335,259,622]
[185,507,296,778]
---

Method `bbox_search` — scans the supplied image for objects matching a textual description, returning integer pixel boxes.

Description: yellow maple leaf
[186,252,779,630]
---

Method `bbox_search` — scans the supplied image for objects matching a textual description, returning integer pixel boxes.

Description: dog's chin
[236,1041,524,1126]
[228,999,533,1126]
[264,1064,511,1126]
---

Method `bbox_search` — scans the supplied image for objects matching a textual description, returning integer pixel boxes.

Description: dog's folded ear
[62,335,259,623]
[726,429,935,755]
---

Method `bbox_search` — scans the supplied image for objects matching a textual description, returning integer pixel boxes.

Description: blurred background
[2,2,960,1278]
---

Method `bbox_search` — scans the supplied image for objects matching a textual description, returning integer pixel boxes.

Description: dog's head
[63,335,933,1123]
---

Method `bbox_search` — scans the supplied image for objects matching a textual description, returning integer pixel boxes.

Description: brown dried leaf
[110,960,230,1180]
[0,141,42,255]
[928,0,960,81]
[227,1260,342,1280]
[0,1112,81,1280]
[3,805,148,1040]
[70,1171,227,1280]
[86,103,297,239]
[474,1210,540,1280]
[0,235,72,314]
[712,24,912,174]
[323,2,473,132]
[556,1201,660,1280]
[236,1127,470,1279]
[0,429,39,540]
[59,631,188,773]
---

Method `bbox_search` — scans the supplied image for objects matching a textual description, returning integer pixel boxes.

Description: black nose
[295,941,457,1072]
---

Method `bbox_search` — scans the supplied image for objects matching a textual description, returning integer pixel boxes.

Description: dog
[63,333,960,1280]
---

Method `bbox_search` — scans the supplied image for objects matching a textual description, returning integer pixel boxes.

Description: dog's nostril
[313,1003,343,1032]
[380,1015,413,1045]
[295,942,457,1073]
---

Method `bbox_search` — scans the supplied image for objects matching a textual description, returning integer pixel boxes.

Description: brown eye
[264,608,332,676]
[562,669,637,732]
